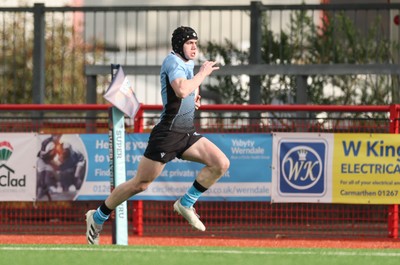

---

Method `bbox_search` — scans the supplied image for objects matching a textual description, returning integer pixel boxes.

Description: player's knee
[222,157,230,172]
[136,181,151,193]
[216,156,230,175]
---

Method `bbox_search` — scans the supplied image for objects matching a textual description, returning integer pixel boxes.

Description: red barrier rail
[0,103,393,112]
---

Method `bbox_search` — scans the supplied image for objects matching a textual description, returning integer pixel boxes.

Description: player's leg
[36,159,53,200]
[36,170,45,199]
[59,170,74,192]
[86,157,165,244]
[182,137,230,188]
[173,137,230,231]
[42,170,55,201]
[105,157,166,209]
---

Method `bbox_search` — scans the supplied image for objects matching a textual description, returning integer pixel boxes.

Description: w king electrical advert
[333,133,400,204]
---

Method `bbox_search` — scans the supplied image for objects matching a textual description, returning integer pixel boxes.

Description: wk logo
[278,141,327,196]
[0,141,26,187]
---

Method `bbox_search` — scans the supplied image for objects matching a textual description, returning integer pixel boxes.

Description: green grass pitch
[1,245,400,265]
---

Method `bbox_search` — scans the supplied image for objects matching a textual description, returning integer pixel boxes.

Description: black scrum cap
[171,26,198,60]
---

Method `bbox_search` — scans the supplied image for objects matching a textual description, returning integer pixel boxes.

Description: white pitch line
[1,246,400,257]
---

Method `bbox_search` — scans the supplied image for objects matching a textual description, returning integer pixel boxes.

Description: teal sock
[180,180,207,208]
[93,203,111,225]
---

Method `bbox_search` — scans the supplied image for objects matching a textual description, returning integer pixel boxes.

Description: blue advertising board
[77,133,272,201]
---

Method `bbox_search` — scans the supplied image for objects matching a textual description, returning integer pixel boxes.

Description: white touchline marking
[0,246,400,257]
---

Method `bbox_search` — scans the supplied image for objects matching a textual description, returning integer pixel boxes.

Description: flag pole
[108,64,128,245]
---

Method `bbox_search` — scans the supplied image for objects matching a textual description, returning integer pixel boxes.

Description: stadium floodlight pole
[108,64,128,245]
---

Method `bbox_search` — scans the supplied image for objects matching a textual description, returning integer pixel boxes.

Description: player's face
[183,39,198,60]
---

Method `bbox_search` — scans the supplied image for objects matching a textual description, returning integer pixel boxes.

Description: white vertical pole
[109,64,128,245]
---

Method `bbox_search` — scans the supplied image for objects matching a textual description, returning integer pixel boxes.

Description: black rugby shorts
[143,125,203,163]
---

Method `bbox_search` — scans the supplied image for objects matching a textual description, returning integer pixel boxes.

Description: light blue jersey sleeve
[161,53,194,86]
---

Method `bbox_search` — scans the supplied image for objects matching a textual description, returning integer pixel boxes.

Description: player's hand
[199,61,219,77]
[195,94,201,110]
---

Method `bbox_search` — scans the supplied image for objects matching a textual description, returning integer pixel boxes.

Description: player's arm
[171,61,219,98]
[74,153,86,179]
[194,87,201,110]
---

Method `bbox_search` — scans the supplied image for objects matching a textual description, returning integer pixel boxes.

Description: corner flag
[104,65,140,118]
[103,65,140,245]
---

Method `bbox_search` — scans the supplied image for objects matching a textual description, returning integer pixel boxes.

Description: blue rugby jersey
[158,52,197,133]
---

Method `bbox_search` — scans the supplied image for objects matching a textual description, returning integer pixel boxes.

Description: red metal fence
[0,104,399,239]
